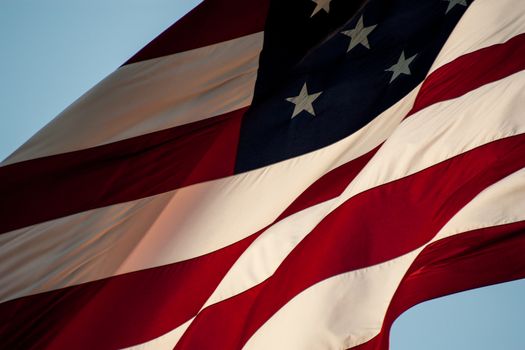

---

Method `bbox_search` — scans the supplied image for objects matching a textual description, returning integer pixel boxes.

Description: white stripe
[203,198,338,308]
[209,68,525,310]
[242,167,525,350]
[337,68,525,205]
[3,60,525,305]
[233,18,525,343]
[180,69,525,346]
[3,0,523,303]
[2,32,263,166]
[137,70,525,347]
[237,6,525,331]
[121,318,193,350]
[430,0,525,74]
[433,168,525,243]
[99,2,524,344]
[6,0,523,167]
[0,84,415,303]
[243,249,421,350]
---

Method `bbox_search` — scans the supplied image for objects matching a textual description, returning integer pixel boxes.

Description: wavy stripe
[2,39,519,350]
[0,82,413,304]
[248,167,525,350]
[0,108,244,234]
[410,33,525,116]
[244,249,421,350]
[429,0,525,74]
[122,319,193,350]
[168,64,525,348]
[337,68,525,205]
[1,1,524,346]
[353,220,525,350]
[0,142,380,350]
[0,233,258,350]
[4,27,524,235]
[2,32,263,166]
[2,61,524,308]
[174,134,525,349]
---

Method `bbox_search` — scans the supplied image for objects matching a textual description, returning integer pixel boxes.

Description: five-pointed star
[442,0,467,13]
[341,16,377,52]
[310,0,331,17]
[385,51,418,83]
[286,83,323,119]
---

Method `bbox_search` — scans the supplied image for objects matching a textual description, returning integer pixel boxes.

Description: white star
[310,0,331,17]
[286,83,323,119]
[385,51,418,83]
[442,0,467,14]
[341,16,377,52]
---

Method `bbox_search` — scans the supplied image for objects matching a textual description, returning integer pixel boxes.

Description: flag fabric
[1,0,525,348]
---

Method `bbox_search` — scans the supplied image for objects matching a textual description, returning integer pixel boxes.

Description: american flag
[1,0,525,349]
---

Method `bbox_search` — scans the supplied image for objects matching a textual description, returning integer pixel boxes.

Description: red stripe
[124,0,270,65]
[408,33,525,117]
[277,146,379,221]
[0,108,244,234]
[0,233,259,350]
[173,135,525,350]
[352,220,525,350]
[0,144,372,349]
[2,31,525,349]
[0,115,376,236]
[1,135,522,349]
[3,34,524,235]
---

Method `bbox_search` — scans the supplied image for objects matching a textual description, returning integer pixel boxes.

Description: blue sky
[0,1,524,349]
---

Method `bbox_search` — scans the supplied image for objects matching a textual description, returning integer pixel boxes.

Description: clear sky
[1,1,524,349]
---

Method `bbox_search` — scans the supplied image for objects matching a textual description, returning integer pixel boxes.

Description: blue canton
[235,0,471,172]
